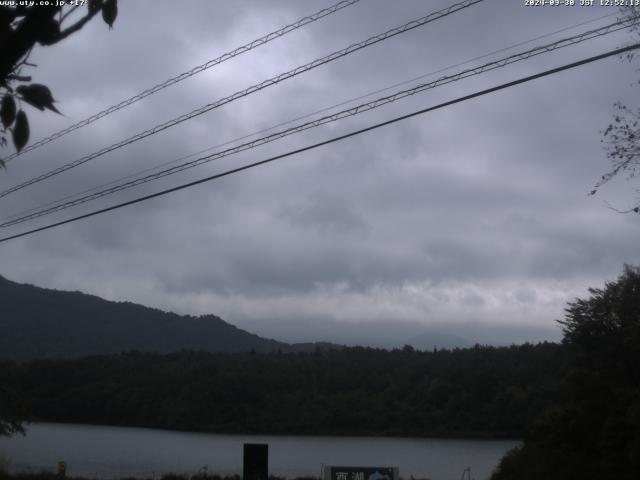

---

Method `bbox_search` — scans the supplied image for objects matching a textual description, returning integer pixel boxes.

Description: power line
[2,16,636,228]
[1,43,637,245]
[0,0,485,199]
[2,10,619,225]
[1,0,362,163]
[3,16,634,226]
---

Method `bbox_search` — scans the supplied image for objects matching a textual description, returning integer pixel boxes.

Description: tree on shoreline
[491,265,640,480]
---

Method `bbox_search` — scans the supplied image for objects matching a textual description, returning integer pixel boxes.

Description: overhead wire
[1,43,638,244]
[0,0,485,199]
[1,0,362,163]
[1,10,619,225]
[1,15,637,228]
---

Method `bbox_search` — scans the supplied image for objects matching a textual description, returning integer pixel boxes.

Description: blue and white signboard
[324,466,398,480]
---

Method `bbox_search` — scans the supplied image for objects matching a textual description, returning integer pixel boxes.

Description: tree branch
[54,7,101,42]
[604,200,640,214]
[7,74,31,82]
[60,5,80,25]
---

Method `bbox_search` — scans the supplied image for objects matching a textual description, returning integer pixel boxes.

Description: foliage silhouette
[1,342,566,438]
[593,6,640,212]
[491,265,640,480]
[0,1,117,167]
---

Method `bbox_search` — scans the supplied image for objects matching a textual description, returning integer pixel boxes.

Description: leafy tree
[559,264,640,376]
[0,0,118,167]
[491,265,640,480]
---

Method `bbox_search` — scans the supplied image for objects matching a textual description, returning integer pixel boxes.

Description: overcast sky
[1,0,639,346]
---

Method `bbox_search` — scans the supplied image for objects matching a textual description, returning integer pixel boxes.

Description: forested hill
[0,275,325,360]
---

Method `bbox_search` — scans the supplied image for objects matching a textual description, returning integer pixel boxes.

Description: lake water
[0,423,518,480]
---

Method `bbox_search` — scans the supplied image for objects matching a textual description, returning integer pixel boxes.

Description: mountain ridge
[0,274,333,361]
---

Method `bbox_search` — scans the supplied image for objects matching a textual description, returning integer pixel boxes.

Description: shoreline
[19,421,523,442]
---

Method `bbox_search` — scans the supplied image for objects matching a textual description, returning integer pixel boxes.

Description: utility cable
[0,43,637,245]
[0,0,484,199]
[2,10,618,224]
[1,16,636,228]
[1,0,362,163]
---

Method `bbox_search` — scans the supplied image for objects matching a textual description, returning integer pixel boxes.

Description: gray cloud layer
[1,0,638,346]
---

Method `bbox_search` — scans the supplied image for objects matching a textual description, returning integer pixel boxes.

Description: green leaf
[102,0,117,29]
[12,110,29,153]
[16,84,61,114]
[1,95,16,128]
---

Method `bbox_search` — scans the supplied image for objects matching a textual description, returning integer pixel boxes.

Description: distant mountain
[238,316,474,350]
[0,275,331,361]
[407,331,472,350]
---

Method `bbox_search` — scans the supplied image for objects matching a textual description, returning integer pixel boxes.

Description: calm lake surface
[0,423,518,480]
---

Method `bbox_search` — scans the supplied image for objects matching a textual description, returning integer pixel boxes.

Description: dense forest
[0,343,565,439]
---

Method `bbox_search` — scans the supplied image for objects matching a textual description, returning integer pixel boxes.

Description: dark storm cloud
[1,0,639,346]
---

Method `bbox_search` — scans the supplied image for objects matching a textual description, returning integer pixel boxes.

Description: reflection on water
[0,423,518,480]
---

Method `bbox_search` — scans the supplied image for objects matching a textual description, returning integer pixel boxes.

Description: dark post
[57,461,66,478]
[243,443,268,480]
